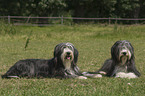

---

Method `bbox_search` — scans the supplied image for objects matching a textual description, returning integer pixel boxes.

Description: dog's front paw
[115,72,138,79]
[92,74,102,78]
[99,71,106,75]
[77,76,87,79]
[82,72,102,78]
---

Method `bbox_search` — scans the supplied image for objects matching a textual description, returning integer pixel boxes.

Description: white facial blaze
[61,47,74,70]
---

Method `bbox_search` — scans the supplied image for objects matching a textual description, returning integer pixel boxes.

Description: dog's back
[1,59,55,78]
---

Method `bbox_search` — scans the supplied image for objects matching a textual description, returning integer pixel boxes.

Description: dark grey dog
[2,43,87,79]
[83,40,141,78]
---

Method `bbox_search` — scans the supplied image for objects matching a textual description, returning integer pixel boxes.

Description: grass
[0,24,145,96]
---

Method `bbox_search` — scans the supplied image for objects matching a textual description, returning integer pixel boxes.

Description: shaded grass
[0,24,145,96]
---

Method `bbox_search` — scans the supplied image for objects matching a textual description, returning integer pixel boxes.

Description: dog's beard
[61,47,74,70]
[120,56,128,65]
[119,48,131,65]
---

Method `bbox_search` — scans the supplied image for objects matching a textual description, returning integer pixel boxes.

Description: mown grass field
[0,24,144,96]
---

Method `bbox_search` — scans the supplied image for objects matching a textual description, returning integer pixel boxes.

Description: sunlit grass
[0,24,144,96]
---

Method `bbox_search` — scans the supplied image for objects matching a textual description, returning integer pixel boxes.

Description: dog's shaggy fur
[83,40,141,78]
[2,43,87,79]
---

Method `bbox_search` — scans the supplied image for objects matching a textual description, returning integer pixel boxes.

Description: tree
[114,0,140,18]
[66,0,116,18]
[139,0,145,18]
[0,0,66,16]
[27,0,66,16]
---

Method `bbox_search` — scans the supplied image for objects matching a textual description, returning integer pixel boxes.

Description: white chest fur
[64,60,71,70]
[114,63,138,78]
[63,60,75,75]
[115,65,127,73]
[115,72,137,78]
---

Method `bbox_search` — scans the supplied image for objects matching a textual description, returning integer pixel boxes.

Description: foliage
[114,0,140,18]
[66,0,116,18]
[0,0,145,20]
[0,0,66,16]
[24,31,32,51]
[0,20,17,35]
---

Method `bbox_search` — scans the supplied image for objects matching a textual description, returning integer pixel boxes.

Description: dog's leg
[1,65,20,78]
[82,72,102,78]
[77,76,87,79]
[115,72,138,78]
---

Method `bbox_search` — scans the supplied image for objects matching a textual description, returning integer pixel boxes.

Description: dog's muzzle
[119,48,131,62]
[120,49,130,56]
[61,47,74,61]
[65,52,72,60]
[121,50,128,56]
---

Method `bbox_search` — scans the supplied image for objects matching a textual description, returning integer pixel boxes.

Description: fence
[0,16,145,26]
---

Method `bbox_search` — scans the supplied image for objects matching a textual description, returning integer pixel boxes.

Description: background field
[0,24,144,96]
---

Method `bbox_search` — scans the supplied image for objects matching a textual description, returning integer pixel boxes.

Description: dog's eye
[125,43,129,46]
[125,43,129,47]
[68,46,73,50]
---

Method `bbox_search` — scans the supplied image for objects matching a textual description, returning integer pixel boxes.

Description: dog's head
[60,43,74,62]
[111,40,134,64]
[54,43,78,64]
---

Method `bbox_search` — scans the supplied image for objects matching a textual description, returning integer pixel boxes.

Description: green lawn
[0,24,144,96]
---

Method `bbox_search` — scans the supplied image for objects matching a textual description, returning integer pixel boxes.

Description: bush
[0,21,17,35]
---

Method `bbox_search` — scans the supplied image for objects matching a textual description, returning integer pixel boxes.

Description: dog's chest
[120,56,128,65]
[64,60,71,70]
[115,65,127,73]
[63,61,76,75]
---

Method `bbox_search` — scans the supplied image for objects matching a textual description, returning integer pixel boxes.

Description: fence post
[8,15,10,24]
[115,17,117,24]
[109,17,111,25]
[26,16,31,23]
[61,16,63,25]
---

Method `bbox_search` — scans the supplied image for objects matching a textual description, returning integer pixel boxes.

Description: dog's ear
[74,47,79,64]
[54,57,57,68]
[127,58,141,77]
[111,41,121,61]
[111,44,115,59]
[111,42,118,61]
[54,45,58,57]
[128,42,134,59]
[54,43,64,57]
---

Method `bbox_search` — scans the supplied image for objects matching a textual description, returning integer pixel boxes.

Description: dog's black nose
[66,52,70,55]
[122,52,127,55]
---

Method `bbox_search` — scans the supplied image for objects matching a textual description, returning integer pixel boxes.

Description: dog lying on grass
[2,43,87,79]
[83,40,141,79]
